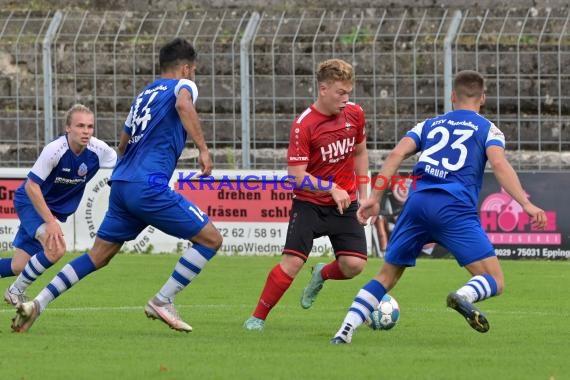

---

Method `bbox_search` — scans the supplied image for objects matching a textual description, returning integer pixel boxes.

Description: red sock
[320,260,348,280]
[253,264,294,320]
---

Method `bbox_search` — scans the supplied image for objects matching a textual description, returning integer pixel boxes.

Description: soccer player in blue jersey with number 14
[331,70,548,344]
[12,38,223,333]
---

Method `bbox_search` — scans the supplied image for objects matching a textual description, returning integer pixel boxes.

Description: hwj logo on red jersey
[320,137,356,163]
[480,188,559,245]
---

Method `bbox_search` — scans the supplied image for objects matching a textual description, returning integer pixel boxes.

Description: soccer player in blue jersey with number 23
[331,70,547,344]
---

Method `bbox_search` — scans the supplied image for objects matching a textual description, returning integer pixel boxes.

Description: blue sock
[0,258,14,277]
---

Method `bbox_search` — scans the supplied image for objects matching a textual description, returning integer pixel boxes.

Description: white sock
[456,274,498,303]
[13,251,54,291]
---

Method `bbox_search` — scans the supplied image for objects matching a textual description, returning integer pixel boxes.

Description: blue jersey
[406,109,505,207]
[15,135,117,221]
[111,78,199,183]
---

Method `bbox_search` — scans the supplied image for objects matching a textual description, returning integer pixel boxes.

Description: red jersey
[287,102,366,206]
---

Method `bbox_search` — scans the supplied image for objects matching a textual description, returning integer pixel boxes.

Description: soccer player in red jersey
[244,59,369,331]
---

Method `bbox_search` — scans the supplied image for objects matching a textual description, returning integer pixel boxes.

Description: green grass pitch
[1,253,568,380]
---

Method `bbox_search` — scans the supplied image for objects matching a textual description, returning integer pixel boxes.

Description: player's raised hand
[523,203,547,230]
[198,149,213,176]
[357,197,380,225]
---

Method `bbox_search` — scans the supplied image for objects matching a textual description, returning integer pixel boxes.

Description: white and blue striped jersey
[14,135,117,221]
[111,78,199,183]
[406,109,505,207]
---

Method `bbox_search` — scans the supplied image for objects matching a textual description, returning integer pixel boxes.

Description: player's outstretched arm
[370,137,417,202]
[487,145,547,230]
[357,136,416,225]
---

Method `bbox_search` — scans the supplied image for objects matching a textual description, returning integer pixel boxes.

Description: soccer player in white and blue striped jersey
[0,104,117,305]
[12,38,223,333]
[331,70,548,344]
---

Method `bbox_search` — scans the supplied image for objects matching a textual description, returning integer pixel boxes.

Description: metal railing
[0,8,568,170]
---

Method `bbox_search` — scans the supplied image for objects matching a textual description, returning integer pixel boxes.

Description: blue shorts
[12,202,47,256]
[97,181,209,243]
[385,189,495,267]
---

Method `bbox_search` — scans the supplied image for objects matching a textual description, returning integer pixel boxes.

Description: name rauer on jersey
[424,164,449,179]
[320,137,356,163]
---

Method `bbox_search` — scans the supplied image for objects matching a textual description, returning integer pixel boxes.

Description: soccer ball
[368,294,400,330]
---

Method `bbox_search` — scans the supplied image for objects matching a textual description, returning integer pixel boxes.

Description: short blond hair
[316,59,354,84]
[65,104,93,126]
